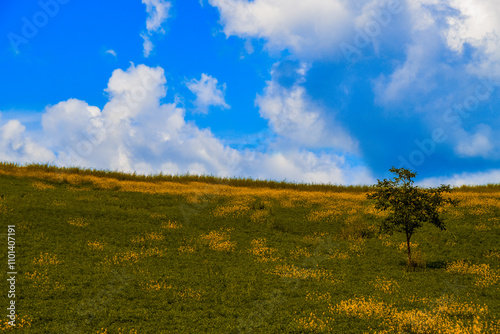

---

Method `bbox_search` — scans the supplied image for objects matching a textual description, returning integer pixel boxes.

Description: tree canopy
[367,167,458,266]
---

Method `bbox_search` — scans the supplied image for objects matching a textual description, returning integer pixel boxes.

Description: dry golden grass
[25,269,65,292]
[175,287,204,301]
[371,277,400,294]
[68,217,89,227]
[347,237,366,254]
[200,229,236,252]
[330,295,493,334]
[301,232,329,245]
[178,245,196,253]
[250,209,269,223]
[294,312,330,332]
[485,250,500,259]
[103,247,165,265]
[289,247,312,260]
[278,196,300,208]
[327,250,350,260]
[131,232,164,244]
[1,167,498,220]
[95,328,138,334]
[0,167,369,210]
[475,220,492,231]
[140,280,204,301]
[379,310,482,334]
[160,220,182,229]
[265,264,337,283]
[87,240,106,251]
[332,296,388,318]
[32,181,55,190]
[211,196,252,218]
[305,291,332,302]
[248,238,280,262]
[432,295,488,316]
[32,252,62,266]
[0,315,32,330]
[446,260,500,288]
[150,213,167,220]
[306,208,343,223]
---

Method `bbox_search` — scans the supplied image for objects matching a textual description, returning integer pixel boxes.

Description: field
[0,163,499,333]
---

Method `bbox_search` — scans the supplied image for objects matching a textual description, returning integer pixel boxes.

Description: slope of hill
[1,164,499,333]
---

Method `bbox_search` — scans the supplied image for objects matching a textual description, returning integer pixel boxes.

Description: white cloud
[208,0,408,60]
[37,64,240,174]
[186,74,230,113]
[256,63,358,152]
[398,0,500,79]
[141,0,172,57]
[373,33,444,105]
[143,0,172,33]
[0,119,55,163]
[7,64,241,176]
[242,150,374,185]
[443,0,500,78]
[378,0,500,102]
[0,64,374,185]
[104,63,166,110]
[419,169,500,187]
[371,0,500,162]
[208,0,354,59]
[42,99,103,151]
[105,49,117,57]
[141,33,154,58]
[454,125,495,158]
[208,0,500,80]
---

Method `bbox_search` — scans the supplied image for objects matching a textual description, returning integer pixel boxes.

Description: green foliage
[367,167,459,266]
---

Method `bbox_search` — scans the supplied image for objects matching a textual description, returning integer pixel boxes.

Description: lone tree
[367,167,458,266]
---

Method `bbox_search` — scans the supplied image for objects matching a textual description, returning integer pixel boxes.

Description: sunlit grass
[200,229,236,252]
[0,163,499,333]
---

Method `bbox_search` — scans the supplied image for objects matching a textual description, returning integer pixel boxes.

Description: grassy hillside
[0,164,499,333]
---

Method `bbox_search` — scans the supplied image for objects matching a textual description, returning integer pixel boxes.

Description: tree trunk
[406,232,412,266]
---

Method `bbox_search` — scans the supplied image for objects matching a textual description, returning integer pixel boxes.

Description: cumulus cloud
[0,64,372,185]
[54,64,239,175]
[0,119,55,164]
[208,0,353,59]
[41,99,103,155]
[208,0,407,60]
[186,74,230,113]
[419,169,500,187]
[141,0,172,57]
[256,62,358,152]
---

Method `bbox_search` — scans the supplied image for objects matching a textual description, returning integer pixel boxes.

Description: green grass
[0,162,375,193]
[0,164,499,333]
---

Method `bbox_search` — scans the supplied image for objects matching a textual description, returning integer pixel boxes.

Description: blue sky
[1,0,499,186]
